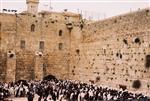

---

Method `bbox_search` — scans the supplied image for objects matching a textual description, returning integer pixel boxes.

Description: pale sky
[0,0,150,20]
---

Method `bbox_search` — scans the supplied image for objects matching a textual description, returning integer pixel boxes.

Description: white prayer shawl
[78,92,85,101]
[58,94,63,101]
[107,93,112,100]
[89,90,94,97]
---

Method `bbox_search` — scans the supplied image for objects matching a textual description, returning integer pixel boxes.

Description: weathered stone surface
[0,8,81,82]
[69,8,150,95]
[0,0,149,95]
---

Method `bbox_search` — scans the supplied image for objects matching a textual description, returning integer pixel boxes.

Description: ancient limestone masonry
[69,8,150,95]
[0,0,150,95]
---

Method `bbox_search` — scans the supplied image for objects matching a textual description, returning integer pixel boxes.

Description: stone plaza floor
[6,94,42,101]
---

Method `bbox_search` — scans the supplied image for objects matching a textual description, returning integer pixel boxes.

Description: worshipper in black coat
[27,90,34,101]
[0,88,4,101]
[36,85,43,101]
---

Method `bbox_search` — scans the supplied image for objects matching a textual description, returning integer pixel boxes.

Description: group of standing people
[0,79,150,101]
[0,81,29,100]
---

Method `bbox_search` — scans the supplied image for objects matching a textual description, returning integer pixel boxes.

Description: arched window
[31,24,35,32]
[59,43,63,50]
[59,30,62,36]
[39,41,44,50]
[145,55,150,68]
[20,40,25,49]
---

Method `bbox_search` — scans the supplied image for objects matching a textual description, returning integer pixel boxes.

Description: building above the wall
[26,0,39,14]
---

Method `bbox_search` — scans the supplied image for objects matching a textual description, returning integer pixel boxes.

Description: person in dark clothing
[0,79,150,101]
[27,91,34,101]
[0,88,4,101]
[51,91,57,101]
[36,85,43,101]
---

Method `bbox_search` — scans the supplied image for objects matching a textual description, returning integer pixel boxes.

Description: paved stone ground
[7,97,29,101]
[6,94,40,101]
[6,94,58,101]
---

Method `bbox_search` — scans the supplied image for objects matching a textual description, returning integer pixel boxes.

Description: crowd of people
[0,78,150,101]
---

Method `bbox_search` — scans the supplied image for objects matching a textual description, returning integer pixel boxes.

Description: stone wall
[0,51,6,82]
[0,13,17,82]
[0,11,81,81]
[0,7,150,95]
[69,8,150,95]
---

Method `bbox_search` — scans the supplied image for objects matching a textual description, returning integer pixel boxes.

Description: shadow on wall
[43,74,57,81]
[132,80,141,89]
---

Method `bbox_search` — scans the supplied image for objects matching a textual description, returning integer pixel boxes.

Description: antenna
[84,11,87,19]
[103,13,106,19]
[77,9,79,14]
[44,4,48,10]
[80,10,83,18]
[98,13,100,20]
[130,8,132,12]
[91,11,94,20]
[49,0,53,11]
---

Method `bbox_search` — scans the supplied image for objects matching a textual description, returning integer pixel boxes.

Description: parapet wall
[82,8,150,42]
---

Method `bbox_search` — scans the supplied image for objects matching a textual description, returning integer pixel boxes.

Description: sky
[0,0,150,20]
